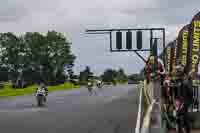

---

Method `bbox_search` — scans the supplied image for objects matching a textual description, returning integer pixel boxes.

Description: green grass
[0,82,80,98]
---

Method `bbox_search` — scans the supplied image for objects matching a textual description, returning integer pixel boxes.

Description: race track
[0,84,139,133]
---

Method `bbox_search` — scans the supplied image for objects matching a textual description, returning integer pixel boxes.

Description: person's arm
[45,87,48,92]
[164,80,170,96]
[144,66,147,75]
[144,65,150,79]
[158,62,166,75]
[43,86,48,94]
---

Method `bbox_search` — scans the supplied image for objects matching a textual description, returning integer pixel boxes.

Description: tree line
[78,66,143,85]
[0,31,75,88]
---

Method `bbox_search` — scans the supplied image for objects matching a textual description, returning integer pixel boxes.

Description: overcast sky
[0,0,199,75]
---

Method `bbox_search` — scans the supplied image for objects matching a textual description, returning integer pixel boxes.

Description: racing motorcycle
[87,82,97,96]
[96,81,102,89]
[35,87,47,107]
[87,82,93,95]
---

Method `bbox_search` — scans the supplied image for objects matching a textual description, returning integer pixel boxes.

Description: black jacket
[174,77,193,107]
[182,78,193,106]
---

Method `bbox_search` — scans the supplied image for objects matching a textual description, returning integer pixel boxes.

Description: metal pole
[109,32,112,51]
[163,29,166,67]
[134,51,147,63]
[198,85,199,112]
[86,28,165,32]
[111,49,151,52]
[150,30,153,55]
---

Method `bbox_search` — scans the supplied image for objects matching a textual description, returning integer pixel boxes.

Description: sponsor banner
[177,24,190,66]
[166,46,171,72]
[167,41,176,72]
[166,42,174,72]
[189,12,200,73]
[172,39,177,71]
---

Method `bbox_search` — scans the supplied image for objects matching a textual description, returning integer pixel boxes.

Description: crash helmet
[88,82,92,86]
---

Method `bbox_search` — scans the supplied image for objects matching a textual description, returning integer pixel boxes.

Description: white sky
[0,0,199,75]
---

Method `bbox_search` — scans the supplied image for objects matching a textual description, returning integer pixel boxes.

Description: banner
[172,39,178,71]
[166,46,171,72]
[166,42,174,72]
[189,12,200,73]
[177,24,190,66]
[166,41,175,72]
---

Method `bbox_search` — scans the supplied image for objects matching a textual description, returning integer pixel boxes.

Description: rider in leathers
[36,82,48,102]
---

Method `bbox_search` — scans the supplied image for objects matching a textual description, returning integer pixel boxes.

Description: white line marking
[135,88,142,133]
[0,108,48,113]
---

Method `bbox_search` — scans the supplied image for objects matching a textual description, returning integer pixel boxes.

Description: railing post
[149,79,162,133]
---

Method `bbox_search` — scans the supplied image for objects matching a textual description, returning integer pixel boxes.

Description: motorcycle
[87,82,93,95]
[96,81,102,89]
[35,87,47,107]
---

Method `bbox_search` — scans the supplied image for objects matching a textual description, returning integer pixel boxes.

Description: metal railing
[192,85,200,112]
[136,80,200,133]
[135,80,163,133]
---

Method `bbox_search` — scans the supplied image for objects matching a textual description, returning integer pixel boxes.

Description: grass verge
[0,82,80,98]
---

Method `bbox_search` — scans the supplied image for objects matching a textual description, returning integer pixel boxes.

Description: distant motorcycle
[35,87,47,107]
[96,81,102,89]
[87,82,97,96]
[87,82,93,95]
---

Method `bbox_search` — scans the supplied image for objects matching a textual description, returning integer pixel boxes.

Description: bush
[0,82,80,97]
[69,79,79,86]
[47,80,66,86]
[11,80,33,89]
[0,83,4,89]
[47,81,59,86]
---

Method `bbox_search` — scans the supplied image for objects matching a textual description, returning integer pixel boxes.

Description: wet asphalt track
[0,84,139,133]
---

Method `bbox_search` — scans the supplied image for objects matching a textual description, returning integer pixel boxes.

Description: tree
[0,33,25,86]
[23,32,47,83]
[101,69,118,83]
[79,66,93,83]
[128,73,144,81]
[65,61,75,80]
[116,68,128,83]
[0,65,9,81]
[0,31,76,87]
[23,31,76,83]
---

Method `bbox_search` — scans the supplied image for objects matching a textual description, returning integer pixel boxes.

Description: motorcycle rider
[36,82,48,102]
[87,79,93,95]
[96,80,102,88]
